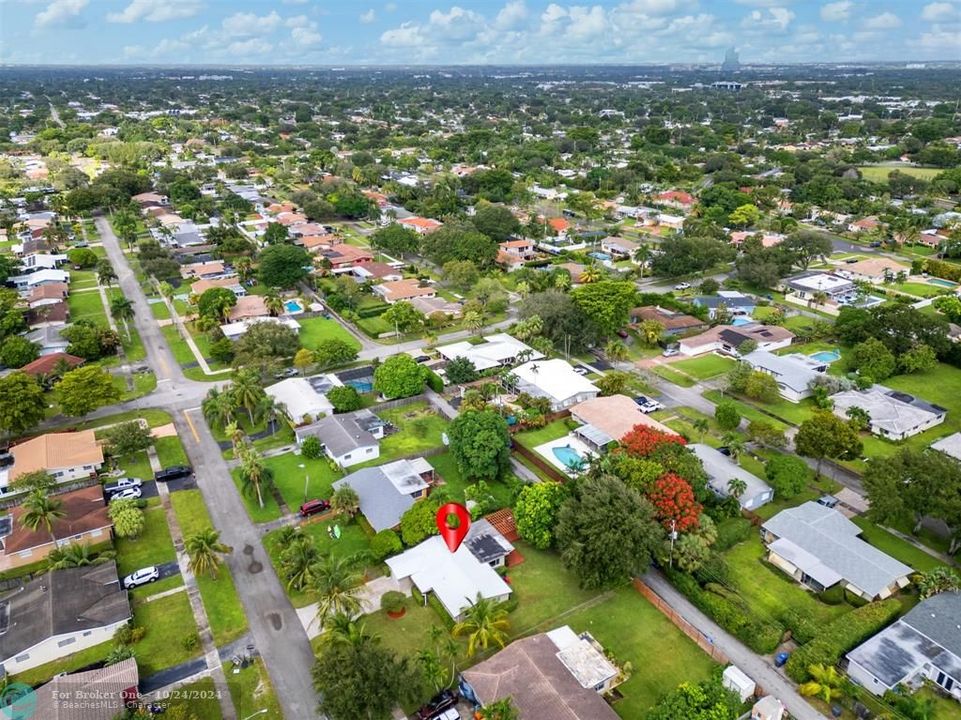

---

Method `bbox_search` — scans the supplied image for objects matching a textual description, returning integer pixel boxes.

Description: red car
[299,499,331,517]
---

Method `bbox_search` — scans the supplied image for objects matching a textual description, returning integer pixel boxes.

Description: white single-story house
[437,333,542,372]
[0,563,130,675]
[847,591,961,701]
[780,271,854,306]
[294,409,386,468]
[512,359,599,412]
[762,502,913,600]
[741,351,827,403]
[265,374,342,425]
[385,535,512,621]
[220,316,301,341]
[10,268,70,290]
[690,443,774,510]
[830,386,947,440]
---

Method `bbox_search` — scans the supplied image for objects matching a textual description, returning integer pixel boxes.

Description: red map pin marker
[436,502,471,553]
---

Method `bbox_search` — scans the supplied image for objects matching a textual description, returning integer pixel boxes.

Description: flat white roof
[221,316,300,339]
[265,374,339,422]
[437,333,542,372]
[385,536,512,619]
[514,359,597,404]
[790,273,851,292]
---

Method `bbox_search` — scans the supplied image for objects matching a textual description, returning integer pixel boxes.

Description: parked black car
[154,465,192,482]
[416,690,458,720]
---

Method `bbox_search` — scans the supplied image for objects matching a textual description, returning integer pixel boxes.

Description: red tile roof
[20,352,84,375]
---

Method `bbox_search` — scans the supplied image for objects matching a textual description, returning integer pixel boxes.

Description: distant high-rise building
[722,47,740,72]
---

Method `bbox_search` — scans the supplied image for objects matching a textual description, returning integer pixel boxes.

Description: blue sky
[1,0,959,65]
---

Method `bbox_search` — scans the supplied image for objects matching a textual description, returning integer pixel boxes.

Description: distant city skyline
[0,0,959,66]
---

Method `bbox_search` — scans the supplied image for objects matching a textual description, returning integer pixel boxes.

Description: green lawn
[155,435,189,467]
[164,677,223,720]
[297,316,361,352]
[724,535,852,628]
[170,489,248,645]
[651,364,697,387]
[263,451,343,510]
[110,448,153,482]
[376,402,449,460]
[227,657,284,720]
[114,499,178,576]
[232,467,284,523]
[564,587,717,718]
[514,418,574,448]
[852,517,945,573]
[132,591,203,675]
[162,325,198,365]
[858,165,943,183]
[889,281,948,299]
[12,640,114,686]
[68,289,108,324]
[264,519,374,607]
[702,390,792,432]
[671,354,737,380]
[428,452,516,510]
[69,269,99,290]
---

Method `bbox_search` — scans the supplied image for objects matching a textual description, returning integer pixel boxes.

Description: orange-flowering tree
[621,425,687,458]
[648,473,702,532]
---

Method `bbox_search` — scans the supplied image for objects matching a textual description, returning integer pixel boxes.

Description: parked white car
[108,486,142,502]
[123,566,159,589]
[674,282,691,290]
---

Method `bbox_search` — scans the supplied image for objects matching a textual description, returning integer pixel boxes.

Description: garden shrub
[785,599,901,682]
[844,589,869,607]
[370,529,403,560]
[425,369,444,393]
[427,593,455,630]
[713,518,752,551]
[780,609,819,644]
[300,435,323,460]
[694,553,731,586]
[818,584,845,605]
[380,591,407,614]
[182,633,199,650]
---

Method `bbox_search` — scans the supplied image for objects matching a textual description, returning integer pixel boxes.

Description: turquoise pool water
[929,278,958,288]
[552,445,584,468]
[810,349,841,363]
[345,379,373,393]
[285,299,304,313]
[731,316,754,326]
[588,251,612,261]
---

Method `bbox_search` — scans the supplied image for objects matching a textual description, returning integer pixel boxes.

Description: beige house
[1,485,112,572]
[0,430,103,491]
[844,257,909,283]
[570,394,677,451]
[373,279,437,304]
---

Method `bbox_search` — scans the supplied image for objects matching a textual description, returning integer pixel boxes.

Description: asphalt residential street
[97,218,320,720]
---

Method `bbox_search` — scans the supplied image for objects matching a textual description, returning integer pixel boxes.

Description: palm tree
[331,486,360,519]
[279,536,321,592]
[230,369,266,424]
[235,257,253,282]
[255,394,280,434]
[480,698,519,720]
[452,594,510,657]
[185,528,232,579]
[810,290,828,310]
[311,554,364,626]
[639,320,664,346]
[604,340,629,362]
[692,418,710,441]
[239,450,274,509]
[21,490,65,543]
[799,664,847,704]
[48,543,115,569]
[727,477,748,500]
[97,259,117,287]
[110,296,134,341]
[194,313,220,333]
[225,421,246,455]
[463,310,484,335]
[264,290,284,317]
[722,433,746,464]
[580,263,602,284]
[202,387,237,430]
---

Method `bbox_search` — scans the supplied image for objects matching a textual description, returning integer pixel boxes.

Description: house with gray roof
[761,501,913,600]
[847,592,961,702]
[741,351,827,403]
[932,432,961,463]
[0,562,130,675]
[294,409,386,468]
[693,291,755,319]
[690,443,773,510]
[830,386,947,440]
[332,457,435,532]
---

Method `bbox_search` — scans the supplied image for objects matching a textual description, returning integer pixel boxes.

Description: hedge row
[666,570,783,654]
[785,599,901,682]
[357,303,391,318]
[912,258,961,282]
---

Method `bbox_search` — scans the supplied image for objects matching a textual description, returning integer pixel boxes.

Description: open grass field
[67,289,108,324]
[702,390,792,432]
[170,489,248,645]
[68,269,99,290]
[671,354,737,380]
[297,316,361,351]
[376,402,449,460]
[889,281,949,298]
[650,363,697,387]
[227,657,284,720]
[132,591,203,675]
[155,435,189,467]
[114,499,178,576]
[232,467,283,523]
[428,451,516,509]
[12,640,114,686]
[513,418,574,448]
[163,677,223,720]
[858,165,943,183]
[263,451,343,509]
[851,517,944,573]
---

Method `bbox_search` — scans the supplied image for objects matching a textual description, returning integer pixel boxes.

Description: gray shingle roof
[296,409,381,457]
[331,458,429,532]
[762,502,913,598]
[742,351,823,393]
[689,443,773,507]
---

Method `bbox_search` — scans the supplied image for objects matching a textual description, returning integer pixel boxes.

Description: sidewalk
[296,575,412,640]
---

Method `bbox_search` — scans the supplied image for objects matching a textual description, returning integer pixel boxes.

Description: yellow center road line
[183,409,201,443]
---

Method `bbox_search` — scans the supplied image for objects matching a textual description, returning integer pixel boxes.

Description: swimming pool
[284,299,304,314]
[345,379,373,393]
[731,316,754,327]
[552,445,584,468]
[810,349,841,363]
[929,278,958,288]
[588,252,612,261]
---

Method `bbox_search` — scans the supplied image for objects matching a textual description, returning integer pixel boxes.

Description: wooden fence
[511,442,569,484]
[631,577,732,665]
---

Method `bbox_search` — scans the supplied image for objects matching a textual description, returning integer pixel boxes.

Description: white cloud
[864,12,902,30]
[918,26,961,47]
[921,2,957,21]
[735,0,793,5]
[221,11,282,38]
[106,0,201,24]
[35,0,87,28]
[360,8,376,23]
[381,22,424,47]
[225,38,273,56]
[291,26,322,47]
[495,0,528,29]
[743,6,795,31]
[820,1,852,22]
